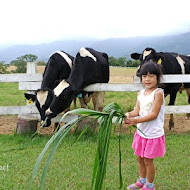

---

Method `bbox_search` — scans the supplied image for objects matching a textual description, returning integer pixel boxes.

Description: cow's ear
[102,53,109,61]
[156,55,165,64]
[24,93,36,102]
[131,53,141,60]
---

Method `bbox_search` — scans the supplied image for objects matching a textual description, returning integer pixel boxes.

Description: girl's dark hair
[139,61,163,82]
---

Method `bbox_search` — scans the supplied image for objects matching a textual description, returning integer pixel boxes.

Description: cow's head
[45,80,75,119]
[131,47,164,76]
[24,88,53,127]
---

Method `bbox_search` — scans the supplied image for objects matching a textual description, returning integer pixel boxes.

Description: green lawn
[0,82,188,111]
[0,133,189,189]
[0,78,190,189]
[0,83,26,106]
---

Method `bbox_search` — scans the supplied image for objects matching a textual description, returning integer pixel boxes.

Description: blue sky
[1,0,190,45]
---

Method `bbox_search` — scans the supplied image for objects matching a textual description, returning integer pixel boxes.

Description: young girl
[124,61,166,190]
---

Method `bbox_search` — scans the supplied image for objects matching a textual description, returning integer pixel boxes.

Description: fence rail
[0,63,190,122]
[0,73,42,82]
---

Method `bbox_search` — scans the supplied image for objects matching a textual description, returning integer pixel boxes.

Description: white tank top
[136,88,165,139]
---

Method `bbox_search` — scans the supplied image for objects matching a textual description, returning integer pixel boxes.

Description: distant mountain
[1,32,190,63]
[0,40,97,63]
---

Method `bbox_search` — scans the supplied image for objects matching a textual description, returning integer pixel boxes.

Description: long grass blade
[91,116,108,189]
[95,110,115,190]
[91,149,100,190]
[39,122,77,189]
[118,119,123,189]
[75,116,100,143]
[31,102,130,190]
[112,116,122,137]
[29,116,80,189]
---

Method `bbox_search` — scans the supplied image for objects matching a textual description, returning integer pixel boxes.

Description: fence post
[16,115,38,134]
[27,62,37,74]
[26,62,37,104]
[16,62,39,134]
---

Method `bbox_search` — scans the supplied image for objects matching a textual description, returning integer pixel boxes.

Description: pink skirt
[132,131,166,159]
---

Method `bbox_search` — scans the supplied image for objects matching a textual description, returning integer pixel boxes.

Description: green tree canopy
[117,57,127,67]
[17,54,38,62]
[126,60,140,67]
[0,61,9,74]
[10,54,38,73]
[109,56,140,67]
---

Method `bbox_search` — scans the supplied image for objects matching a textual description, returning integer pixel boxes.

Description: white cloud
[1,0,190,45]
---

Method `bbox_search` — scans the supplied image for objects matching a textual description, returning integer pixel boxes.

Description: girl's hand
[124,112,138,126]
[123,118,130,124]
[124,112,130,122]
[124,112,131,125]
[124,118,138,126]
[125,112,130,119]
[128,118,138,125]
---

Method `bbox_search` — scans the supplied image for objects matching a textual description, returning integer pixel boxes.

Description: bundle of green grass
[30,102,128,190]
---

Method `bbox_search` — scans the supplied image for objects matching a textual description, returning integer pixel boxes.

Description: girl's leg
[137,156,146,178]
[143,158,155,183]
[127,156,147,189]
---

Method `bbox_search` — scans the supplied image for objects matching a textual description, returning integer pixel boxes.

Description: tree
[109,56,130,67]
[117,57,127,67]
[14,60,27,73]
[17,54,38,62]
[127,60,140,67]
[11,54,38,73]
[0,61,9,74]
[109,56,118,66]
[10,60,18,65]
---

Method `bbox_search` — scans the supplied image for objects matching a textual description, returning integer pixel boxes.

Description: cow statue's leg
[169,114,174,130]
[185,88,190,119]
[168,91,178,130]
[92,92,105,111]
[73,97,77,109]
[78,94,92,109]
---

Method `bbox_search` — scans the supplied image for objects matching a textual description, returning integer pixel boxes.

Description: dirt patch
[6,66,17,72]
[0,114,189,135]
[0,115,17,134]
[37,66,45,74]
[109,75,133,83]
[0,115,62,135]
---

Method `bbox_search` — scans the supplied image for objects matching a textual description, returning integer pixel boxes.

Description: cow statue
[24,51,74,127]
[45,47,110,123]
[131,47,190,129]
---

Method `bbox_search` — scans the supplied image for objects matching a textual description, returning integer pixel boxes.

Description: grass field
[0,83,26,106]
[0,133,189,189]
[0,83,188,113]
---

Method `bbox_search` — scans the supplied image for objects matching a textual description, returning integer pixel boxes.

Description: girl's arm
[125,92,140,118]
[128,89,163,125]
[124,93,140,124]
[126,100,140,118]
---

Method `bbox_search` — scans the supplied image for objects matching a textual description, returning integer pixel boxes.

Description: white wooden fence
[0,62,190,123]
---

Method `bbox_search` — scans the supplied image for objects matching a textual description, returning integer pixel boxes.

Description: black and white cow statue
[45,47,110,122]
[131,47,190,129]
[24,51,74,127]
